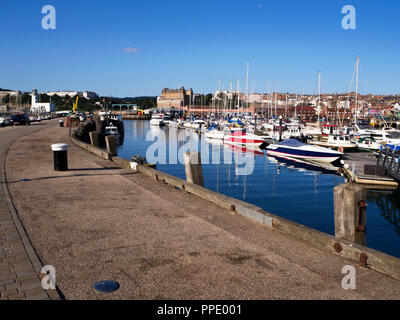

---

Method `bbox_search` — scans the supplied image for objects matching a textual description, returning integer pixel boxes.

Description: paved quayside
[3,121,400,299]
[0,121,60,300]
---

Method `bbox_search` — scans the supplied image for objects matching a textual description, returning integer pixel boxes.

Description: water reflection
[368,189,400,236]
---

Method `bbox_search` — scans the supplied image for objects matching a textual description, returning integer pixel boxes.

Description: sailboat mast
[318,72,321,125]
[246,60,249,115]
[354,57,360,125]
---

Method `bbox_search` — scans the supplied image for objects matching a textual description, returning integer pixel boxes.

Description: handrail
[377,149,400,181]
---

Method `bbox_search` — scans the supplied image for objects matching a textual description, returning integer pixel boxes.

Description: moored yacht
[223,131,268,148]
[150,114,165,126]
[267,139,343,163]
[308,135,358,152]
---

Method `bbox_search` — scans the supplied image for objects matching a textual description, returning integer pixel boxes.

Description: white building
[30,90,56,113]
[46,91,81,98]
[46,90,98,99]
[83,91,98,99]
[338,101,350,109]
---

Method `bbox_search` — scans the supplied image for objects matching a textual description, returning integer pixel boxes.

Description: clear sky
[0,0,399,97]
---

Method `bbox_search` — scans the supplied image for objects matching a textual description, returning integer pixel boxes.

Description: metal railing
[377,149,400,181]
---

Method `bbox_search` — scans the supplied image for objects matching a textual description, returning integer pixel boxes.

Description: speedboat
[266,139,343,163]
[223,131,268,148]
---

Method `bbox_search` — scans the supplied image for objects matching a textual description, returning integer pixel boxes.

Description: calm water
[118,120,400,258]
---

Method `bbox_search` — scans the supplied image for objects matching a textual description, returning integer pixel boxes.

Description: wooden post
[89,132,100,148]
[334,183,367,246]
[184,151,204,187]
[105,135,117,157]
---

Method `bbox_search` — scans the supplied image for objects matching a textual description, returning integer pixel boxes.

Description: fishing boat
[223,131,268,148]
[322,124,339,137]
[267,139,343,163]
[308,135,358,152]
[356,136,382,152]
[105,125,120,145]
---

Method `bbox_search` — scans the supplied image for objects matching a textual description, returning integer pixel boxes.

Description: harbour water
[118,120,400,258]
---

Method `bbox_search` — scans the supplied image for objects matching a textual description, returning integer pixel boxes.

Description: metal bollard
[51,143,70,171]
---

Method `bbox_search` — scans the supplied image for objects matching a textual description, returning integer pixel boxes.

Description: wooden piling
[89,132,100,148]
[105,135,117,157]
[183,151,204,187]
[334,183,367,246]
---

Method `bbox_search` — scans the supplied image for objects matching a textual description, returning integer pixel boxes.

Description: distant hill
[0,88,12,92]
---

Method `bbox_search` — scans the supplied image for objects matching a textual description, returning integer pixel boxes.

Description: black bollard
[51,144,70,171]
[59,120,64,128]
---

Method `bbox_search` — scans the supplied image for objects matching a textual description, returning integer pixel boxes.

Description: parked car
[11,113,30,126]
[0,116,11,127]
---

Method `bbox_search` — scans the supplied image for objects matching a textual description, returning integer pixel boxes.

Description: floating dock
[342,152,399,189]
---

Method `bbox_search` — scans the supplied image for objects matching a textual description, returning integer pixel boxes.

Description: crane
[72,96,79,113]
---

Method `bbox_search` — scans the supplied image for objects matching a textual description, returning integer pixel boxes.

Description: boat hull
[266,145,342,163]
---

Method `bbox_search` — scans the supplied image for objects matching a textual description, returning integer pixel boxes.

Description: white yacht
[150,114,165,127]
[309,135,357,152]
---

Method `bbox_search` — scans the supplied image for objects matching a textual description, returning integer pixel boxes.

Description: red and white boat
[223,131,268,148]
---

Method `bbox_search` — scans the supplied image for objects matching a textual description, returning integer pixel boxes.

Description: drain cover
[93,280,120,293]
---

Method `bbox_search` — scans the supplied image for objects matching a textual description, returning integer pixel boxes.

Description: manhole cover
[93,280,120,293]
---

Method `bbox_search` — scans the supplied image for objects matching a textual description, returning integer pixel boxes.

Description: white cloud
[123,47,139,53]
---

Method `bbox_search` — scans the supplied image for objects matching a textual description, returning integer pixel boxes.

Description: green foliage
[110,96,157,109]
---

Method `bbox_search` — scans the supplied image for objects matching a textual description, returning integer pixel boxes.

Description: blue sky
[0,0,399,97]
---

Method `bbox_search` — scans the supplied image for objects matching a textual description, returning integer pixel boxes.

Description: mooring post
[105,135,117,156]
[334,183,367,246]
[89,132,100,148]
[183,151,204,187]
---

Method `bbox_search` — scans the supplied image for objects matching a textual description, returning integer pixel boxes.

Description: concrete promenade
[0,122,59,300]
[3,122,400,299]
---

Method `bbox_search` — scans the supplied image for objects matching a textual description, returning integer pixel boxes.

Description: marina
[2,0,400,304]
[118,120,400,258]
